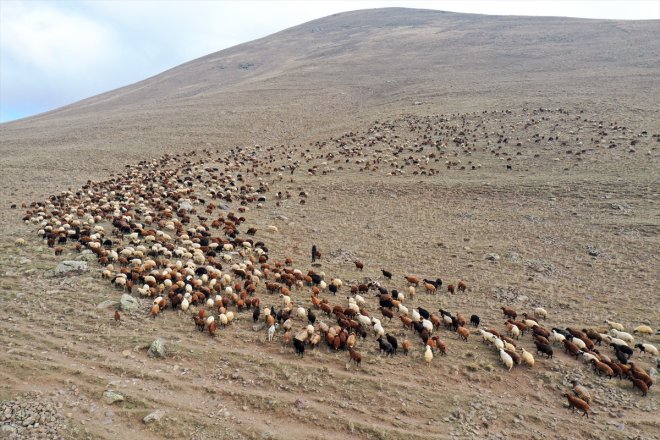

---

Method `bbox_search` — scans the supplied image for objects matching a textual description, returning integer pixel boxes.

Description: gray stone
[485,253,500,261]
[143,409,166,424]
[76,253,97,262]
[102,391,124,405]
[148,339,167,358]
[120,294,140,312]
[97,300,119,310]
[54,261,88,276]
[179,201,193,211]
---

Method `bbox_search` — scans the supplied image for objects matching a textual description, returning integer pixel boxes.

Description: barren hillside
[1,8,659,440]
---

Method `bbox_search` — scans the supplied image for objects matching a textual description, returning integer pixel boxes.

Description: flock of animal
[16,110,657,422]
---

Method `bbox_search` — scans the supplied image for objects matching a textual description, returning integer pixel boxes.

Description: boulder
[102,390,124,404]
[54,261,88,276]
[143,409,166,424]
[120,294,140,312]
[148,339,167,358]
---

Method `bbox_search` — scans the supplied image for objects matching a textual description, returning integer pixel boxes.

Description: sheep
[407,286,416,299]
[521,347,535,367]
[268,323,278,341]
[293,338,305,357]
[456,326,470,342]
[348,347,362,367]
[592,359,615,378]
[535,341,554,359]
[402,340,412,355]
[571,380,592,403]
[635,343,659,357]
[633,325,653,335]
[610,329,634,344]
[631,377,649,396]
[377,336,395,356]
[421,318,433,333]
[373,321,385,339]
[470,314,480,327]
[550,330,566,346]
[606,320,625,331]
[499,348,514,371]
[564,394,590,417]
[501,307,517,319]
[533,307,548,320]
[424,345,433,367]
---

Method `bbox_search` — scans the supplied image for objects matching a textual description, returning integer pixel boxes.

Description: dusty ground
[1,105,658,440]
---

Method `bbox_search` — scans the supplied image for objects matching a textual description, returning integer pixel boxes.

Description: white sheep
[610,329,634,344]
[424,345,433,367]
[422,319,433,333]
[411,309,421,323]
[493,337,504,351]
[571,337,586,350]
[550,330,566,346]
[297,307,307,320]
[219,314,228,326]
[280,294,291,307]
[605,320,625,331]
[181,298,190,311]
[268,323,278,341]
[398,304,409,316]
[520,347,535,367]
[480,330,496,344]
[499,348,513,371]
[533,307,548,320]
[373,322,385,339]
[633,325,653,335]
[635,343,658,357]
[407,286,416,299]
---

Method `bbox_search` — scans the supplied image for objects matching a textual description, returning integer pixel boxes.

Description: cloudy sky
[1,1,658,123]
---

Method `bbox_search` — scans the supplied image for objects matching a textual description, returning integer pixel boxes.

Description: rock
[54,261,88,276]
[1,425,17,434]
[19,257,31,265]
[586,245,601,257]
[252,323,265,332]
[102,391,124,405]
[76,253,97,262]
[179,201,193,211]
[485,253,500,261]
[120,294,140,312]
[97,300,119,310]
[143,409,166,424]
[148,339,167,358]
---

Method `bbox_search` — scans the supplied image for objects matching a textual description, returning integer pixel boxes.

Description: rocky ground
[1,106,659,439]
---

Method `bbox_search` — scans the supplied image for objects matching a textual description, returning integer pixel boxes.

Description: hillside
[1,8,659,205]
[0,8,659,440]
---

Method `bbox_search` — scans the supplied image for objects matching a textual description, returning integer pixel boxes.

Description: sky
[1,1,658,123]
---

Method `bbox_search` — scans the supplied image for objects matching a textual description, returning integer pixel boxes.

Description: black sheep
[293,338,305,357]
[535,341,554,359]
[310,274,322,285]
[252,307,261,323]
[418,307,430,320]
[379,297,394,309]
[470,314,480,327]
[377,337,395,356]
[311,245,317,263]
[307,309,316,325]
[439,308,452,318]
[381,269,393,279]
[612,343,633,358]
[329,284,338,295]
[386,334,398,355]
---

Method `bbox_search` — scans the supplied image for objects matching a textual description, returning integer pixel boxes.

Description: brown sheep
[564,393,590,417]
[456,326,469,341]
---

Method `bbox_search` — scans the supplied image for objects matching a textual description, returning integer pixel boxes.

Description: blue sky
[1,0,658,123]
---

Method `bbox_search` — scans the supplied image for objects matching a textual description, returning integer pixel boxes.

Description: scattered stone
[148,338,167,358]
[586,245,601,257]
[143,409,166,424]
[97,300,119,309]
[120,294,140,312]
[102,390,124,404]
[179,200,193,211]
[485,253,500,261]
[54,260,88,276]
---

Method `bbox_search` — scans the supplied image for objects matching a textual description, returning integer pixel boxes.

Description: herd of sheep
[15,108,657,423]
